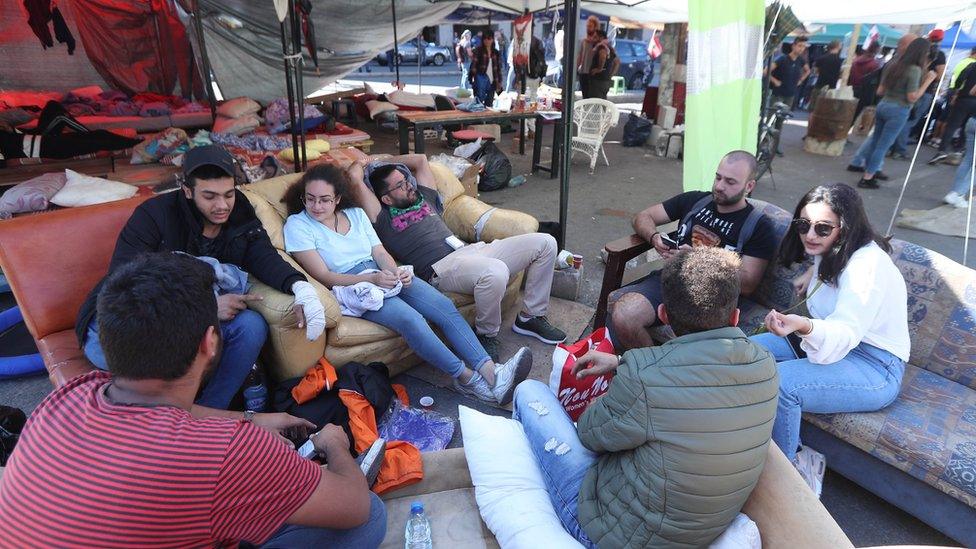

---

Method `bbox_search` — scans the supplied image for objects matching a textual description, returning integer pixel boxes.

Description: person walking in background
[810,40,842,109]
[456,30,473,90]
[943,118,976,208]
[890,29,946,156]
[469,32,503,107]
[929,49,976,165]
[576,15,600,99]
[586,29,617,100]
[768,37,810,110]
[850,42,883,124]
[847,37,937,189]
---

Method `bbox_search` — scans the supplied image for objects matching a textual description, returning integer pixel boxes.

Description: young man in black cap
[76,145,326,410]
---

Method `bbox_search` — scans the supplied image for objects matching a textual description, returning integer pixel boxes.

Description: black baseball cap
[182,145,236,178]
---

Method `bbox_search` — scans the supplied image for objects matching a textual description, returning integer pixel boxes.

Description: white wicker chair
[571,98,620,174]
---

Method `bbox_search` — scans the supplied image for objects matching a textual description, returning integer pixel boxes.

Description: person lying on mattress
[511,247,780,548]
[0,101,140,163]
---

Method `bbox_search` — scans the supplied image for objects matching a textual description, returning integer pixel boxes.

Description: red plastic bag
[548,327,615,421]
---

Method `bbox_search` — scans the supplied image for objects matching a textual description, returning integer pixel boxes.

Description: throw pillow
[212,114,260,136]
[50,170,137,208]
[216,97,261,119]
[365,100,399,120]
[0,172,66,218]
[458,406,584,549]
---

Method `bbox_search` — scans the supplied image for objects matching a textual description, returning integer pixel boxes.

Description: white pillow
[459,406,583,549]
[364,99,399,120]
[388,90,437,109]
[216,97,261,118]
[710,513,761,549]
[51,169,138,207]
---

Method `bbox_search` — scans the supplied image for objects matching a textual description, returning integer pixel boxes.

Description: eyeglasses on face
[383,179,409,196]
[791,218,839,238]
[304,194,336,206]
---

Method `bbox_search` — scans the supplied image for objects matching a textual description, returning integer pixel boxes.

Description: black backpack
[0,405,27,466]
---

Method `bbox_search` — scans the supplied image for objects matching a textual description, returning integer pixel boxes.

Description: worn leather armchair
[240,161,539,381]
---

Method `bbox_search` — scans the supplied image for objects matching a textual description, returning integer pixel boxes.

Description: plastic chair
[610,76,626,95]
[571,99,619,174]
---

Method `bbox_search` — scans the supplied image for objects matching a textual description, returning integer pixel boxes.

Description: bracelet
[649,231,660,244]
[243,409,255,423]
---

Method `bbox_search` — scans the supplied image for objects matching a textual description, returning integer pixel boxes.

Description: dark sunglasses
[791,218,839,237]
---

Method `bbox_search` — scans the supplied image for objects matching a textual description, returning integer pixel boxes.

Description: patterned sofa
[736,203,976,544]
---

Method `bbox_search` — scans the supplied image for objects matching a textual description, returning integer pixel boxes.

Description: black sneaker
[929,152,949,165]
[356,438,386,488]
[857,177,879,189]
[513,315,567,345]
[874,171,890,181]
[846,164,865,172]
[890,151,909,160]
[477,334,500,363]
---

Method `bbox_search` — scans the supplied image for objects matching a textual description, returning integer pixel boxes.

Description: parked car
[376,39,453,67]
[614,39,656,90]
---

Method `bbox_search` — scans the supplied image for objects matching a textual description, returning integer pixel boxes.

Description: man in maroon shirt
[0,253,386,548]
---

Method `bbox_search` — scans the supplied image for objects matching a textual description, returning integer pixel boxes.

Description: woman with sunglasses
[751,183,909,466]
[282,165,531,406]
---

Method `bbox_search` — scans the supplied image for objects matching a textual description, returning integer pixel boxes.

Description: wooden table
[395,109,538,155]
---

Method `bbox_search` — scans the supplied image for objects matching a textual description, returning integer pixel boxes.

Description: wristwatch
[243,409,256,423]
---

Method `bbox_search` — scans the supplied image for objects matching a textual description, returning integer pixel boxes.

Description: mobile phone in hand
[660,234,679,249]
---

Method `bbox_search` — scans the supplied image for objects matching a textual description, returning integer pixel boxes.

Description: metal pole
[280,20,300,169]
[191,0,217,123]
[418,31,423,93]
[289,0,307,170]
[391,0,400,85]
[557,0,579,249]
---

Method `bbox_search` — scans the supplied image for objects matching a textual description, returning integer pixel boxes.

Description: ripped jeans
[512,380,597,548]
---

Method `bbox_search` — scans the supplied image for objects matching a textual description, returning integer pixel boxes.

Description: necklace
[334,211,341,233]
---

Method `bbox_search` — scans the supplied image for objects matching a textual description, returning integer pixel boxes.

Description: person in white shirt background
[281,165,531,406]
[750,183,910,465]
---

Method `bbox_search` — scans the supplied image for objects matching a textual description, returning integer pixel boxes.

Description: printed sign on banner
[512,14,532,70]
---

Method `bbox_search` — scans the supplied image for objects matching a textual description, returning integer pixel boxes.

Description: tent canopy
[806,23,904,46]
[943,22,976,49]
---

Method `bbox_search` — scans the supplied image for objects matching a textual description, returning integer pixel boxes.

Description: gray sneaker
[453,371,495,403]
[477,334,500,363]
[491,346,533,405]
[513,315,567,344]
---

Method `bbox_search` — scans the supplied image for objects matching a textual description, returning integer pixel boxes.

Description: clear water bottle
[242,364,267,413]
[404,501,432,549]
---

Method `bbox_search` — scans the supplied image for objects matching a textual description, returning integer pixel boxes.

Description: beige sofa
[237,161,539,381]
[379,444,855,548]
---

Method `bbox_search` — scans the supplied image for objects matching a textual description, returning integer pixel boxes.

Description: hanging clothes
[23,0,76,55]
[296,0,318,68]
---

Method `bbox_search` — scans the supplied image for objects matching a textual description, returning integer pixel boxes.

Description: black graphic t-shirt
[661,191,777,260]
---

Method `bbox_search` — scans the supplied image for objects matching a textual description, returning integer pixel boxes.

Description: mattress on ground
[18,112,213,133]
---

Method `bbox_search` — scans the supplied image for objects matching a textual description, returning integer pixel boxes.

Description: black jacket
[76,190,306,344]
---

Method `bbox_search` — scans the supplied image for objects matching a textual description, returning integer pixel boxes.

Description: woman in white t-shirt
[282,165,530,406]
[751,183,910,467]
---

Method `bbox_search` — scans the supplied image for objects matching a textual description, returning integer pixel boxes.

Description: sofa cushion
[428,161,466,206]
[241,173,302,220]
[805,364,976,507]
[239,187,286,250]
[889,240,976,390]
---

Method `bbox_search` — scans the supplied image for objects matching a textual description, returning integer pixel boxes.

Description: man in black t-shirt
[810,40,842,109]
[607,151,778,352]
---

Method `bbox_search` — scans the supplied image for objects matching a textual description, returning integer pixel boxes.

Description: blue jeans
[473,73,496,107]
[347,260,491,378]
[892,92,934,154]
[852,100,912,175]
[750,333,905,461]
[951,118,976,197]
[460,64,470,90]
[84,308,267,409]
[513,380,597,548]
[255,492,386,548]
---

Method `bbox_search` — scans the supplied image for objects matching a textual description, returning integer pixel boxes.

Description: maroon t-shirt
[0,371,321,548]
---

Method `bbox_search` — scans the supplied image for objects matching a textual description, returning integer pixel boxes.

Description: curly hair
[660,247,742,336]
[283,164,359,216]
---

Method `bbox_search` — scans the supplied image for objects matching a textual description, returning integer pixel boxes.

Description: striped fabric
[0,371,321,548]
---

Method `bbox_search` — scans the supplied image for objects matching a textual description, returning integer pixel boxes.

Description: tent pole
[392,0,401,85]
[280,19,300,169]
[557,0,580,249]
[289,0,307,170]
[192,0,217,122]
[839,23,860,88]
[418,31,423,93]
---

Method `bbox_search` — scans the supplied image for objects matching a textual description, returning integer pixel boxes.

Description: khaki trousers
[431,233,557,336]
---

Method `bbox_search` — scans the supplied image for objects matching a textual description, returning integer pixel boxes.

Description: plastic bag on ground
[471,141,513,192]
[429,153,476,181]
[377,398,455,452]
[454,137,483,159]
[623,113,653,147]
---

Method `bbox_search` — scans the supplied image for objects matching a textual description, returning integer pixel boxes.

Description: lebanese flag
[862,25,880,49]
[648,30,663,59]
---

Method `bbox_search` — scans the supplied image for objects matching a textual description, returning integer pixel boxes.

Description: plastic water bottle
[404,501,432,549]
[242,364,267,413]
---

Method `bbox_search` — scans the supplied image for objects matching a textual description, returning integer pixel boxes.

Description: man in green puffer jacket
[513,247,779,548]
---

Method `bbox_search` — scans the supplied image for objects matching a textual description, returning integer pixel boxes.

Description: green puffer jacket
[576,327,779,548]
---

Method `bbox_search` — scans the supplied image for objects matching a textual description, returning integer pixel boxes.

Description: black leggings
[2,101,140,160]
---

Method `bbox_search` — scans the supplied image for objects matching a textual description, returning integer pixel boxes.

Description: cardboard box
[459,163,480,197]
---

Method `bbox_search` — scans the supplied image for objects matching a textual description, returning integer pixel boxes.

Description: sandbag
[623,113,653,147]
[471,141,512,192]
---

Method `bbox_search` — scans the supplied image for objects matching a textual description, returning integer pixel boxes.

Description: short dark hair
[186,164,233,189]
[368,164,399,197]
[828,40,841,51]
[723,150,758,182]
[284,164,358,215]
[96,253,218,380]
[778,183,891,285]
[660,248,742,336]
[794,36,809,44]
[867,42,881,55]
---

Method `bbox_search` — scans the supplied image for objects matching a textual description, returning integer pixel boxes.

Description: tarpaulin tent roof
[942,22,976,49]
[806,23,904,46]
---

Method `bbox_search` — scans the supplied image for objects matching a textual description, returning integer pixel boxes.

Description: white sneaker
[453,371,495,404]
[793,445,826,498]
[491,347,533,405]
[944,192,969,209]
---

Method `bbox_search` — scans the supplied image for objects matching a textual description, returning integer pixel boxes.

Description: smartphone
[297,437,317,459]
[659,234,679,249]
